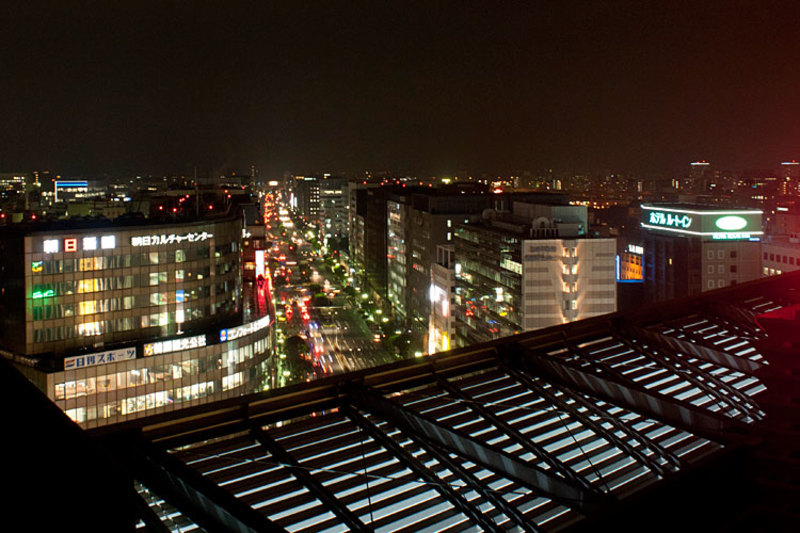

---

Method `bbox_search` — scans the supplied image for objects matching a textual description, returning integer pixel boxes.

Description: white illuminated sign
[255,250,266,278]
[711,232,752,240]
[714,215,747,231]
[64,347,136,369]
[144,334,206,356]
[43,235,116,253]
[648,211,692,229]
[131,232,213,247]
[219,315,270,342]
[43,239,59,253]
[627,244,644,255]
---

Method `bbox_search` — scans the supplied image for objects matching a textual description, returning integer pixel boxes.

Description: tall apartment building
[0,214,272,428]
[454,202,616,347]
[641,204,763,302]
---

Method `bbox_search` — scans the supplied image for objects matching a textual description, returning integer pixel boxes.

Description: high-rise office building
[0,214,273,428]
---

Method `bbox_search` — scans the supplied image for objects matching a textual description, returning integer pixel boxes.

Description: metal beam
[614,332,763,422]
[437,376,595,491]
[134,493,173,533]
[521,356,742,444]
[406,425,541,532]
[350,388,612,514]
[134,438,286,533]
[630,326,764,375]
[703,303,761,337]
[505,366,682,476]
[341,404,506,533]
[250,426,370,532]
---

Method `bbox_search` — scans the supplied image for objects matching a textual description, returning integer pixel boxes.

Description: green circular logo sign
[714,215,747,231]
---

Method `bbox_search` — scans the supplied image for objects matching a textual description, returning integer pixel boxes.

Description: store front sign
[648,211,692,229]
[219,315,271,342]
[144,334,206,356]
[65,347,136,370]
[131,232,213,247]
[642,205,763,240]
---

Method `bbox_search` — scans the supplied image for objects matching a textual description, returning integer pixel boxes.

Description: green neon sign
[32,289,55,299]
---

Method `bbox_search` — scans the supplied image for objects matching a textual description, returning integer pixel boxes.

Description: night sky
[2,1,800,178]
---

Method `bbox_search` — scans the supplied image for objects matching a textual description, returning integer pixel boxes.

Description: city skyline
[3,1,800,177]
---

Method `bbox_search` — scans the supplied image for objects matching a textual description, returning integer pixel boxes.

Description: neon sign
[144,334,206,356]
[219,315,271,342]
[641,205,763,240]
[32,289,55,299]
[131,232,213,247]
[648,211,692,229]
[41,235,116,253]
[64,347,136,369]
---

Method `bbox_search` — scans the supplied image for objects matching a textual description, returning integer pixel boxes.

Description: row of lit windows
[55,351,250,401]
[30,249,215,274]
[33,309,210,341]
[57,336,269,424]
[30,270,221,298]
[31,289,212,319]
[66,382,218,423]
[33,297,134,319]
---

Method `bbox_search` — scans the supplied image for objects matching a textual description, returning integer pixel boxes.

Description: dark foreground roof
[5,273,800,532]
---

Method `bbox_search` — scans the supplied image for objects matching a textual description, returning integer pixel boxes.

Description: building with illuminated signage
[618,243,644,281]
[0,214,273,428]
[454,202,616,347]
[428,245,455,354]
[641,204,763,302]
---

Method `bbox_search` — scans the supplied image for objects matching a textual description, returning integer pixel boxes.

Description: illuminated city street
[2,3,799,531]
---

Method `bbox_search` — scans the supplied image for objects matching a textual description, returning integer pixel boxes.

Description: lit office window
[78,321,101,336]
[78,279,99,293]
[78,301,96,315]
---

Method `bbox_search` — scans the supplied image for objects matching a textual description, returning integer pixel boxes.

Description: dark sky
[2,1,800,178]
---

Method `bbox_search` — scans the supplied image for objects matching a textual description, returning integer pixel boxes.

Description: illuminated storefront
[50,315,271,427]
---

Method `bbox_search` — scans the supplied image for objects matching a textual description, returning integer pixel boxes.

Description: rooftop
[6,272,799,531]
